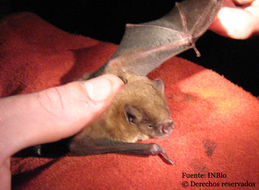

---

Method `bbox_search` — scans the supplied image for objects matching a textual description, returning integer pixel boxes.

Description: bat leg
[69,138,174,165]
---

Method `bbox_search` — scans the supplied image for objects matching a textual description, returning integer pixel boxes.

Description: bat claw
[192,43,201,57]
[160,151,174,165]
[33,145,42,156]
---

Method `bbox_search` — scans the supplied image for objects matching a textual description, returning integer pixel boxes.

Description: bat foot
[33,145,42,156]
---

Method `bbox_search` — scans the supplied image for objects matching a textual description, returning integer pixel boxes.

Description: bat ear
[153,79,164,94]
[124,104,142,125]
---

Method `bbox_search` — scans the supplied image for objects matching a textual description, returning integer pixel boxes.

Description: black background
[1,0,258,95]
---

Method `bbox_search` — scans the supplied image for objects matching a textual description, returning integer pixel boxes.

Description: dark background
[1,0,258,96]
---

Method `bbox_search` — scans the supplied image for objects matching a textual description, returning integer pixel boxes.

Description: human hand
[210,0,259,39]
[0,74,124,190]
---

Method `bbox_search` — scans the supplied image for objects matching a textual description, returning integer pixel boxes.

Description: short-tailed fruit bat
[68,0,222,165]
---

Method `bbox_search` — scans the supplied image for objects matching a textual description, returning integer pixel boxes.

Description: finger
[233,0,254,6]
[210,7,256,39]
[0,158,11,190]
[0,74,123,158]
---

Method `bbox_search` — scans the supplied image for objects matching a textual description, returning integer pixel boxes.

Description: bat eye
[147,124,153,129]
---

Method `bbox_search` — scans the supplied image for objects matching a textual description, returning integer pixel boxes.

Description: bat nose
[161,119,174,134]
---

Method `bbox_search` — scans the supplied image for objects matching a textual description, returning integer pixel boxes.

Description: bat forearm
[70,138,174,165]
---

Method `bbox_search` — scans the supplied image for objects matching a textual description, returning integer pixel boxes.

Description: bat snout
[160,119,174,135]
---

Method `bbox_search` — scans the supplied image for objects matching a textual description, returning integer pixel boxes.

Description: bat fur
[69,70,175,164]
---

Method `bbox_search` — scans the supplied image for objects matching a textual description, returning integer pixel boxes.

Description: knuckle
[36,87,64,116]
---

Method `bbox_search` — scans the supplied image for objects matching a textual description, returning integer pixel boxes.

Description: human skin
[0,74,123,190]
[210,0,259,39]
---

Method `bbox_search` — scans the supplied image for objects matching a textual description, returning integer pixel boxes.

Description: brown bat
[32,0,221,165]
[68,0,222,165]
[69,71,175,164]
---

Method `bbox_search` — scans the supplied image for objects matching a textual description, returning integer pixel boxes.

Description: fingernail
[84,77,113,102]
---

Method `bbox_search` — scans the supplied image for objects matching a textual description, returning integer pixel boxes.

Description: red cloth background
[0,12,258,190]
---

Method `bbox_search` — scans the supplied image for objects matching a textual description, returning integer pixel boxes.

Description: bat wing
[101,0,222,76]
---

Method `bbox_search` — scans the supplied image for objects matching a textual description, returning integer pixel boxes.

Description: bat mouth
[152,132,172,139]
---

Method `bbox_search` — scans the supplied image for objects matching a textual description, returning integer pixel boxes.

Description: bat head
[124,103,174,140]
[112,72,174,141]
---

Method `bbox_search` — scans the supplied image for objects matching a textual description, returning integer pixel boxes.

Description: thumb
[0,74,123,157]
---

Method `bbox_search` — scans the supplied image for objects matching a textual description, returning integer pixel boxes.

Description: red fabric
[1,13,258,190]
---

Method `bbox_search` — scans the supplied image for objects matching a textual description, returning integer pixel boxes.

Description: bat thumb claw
[192,43,201,57]
[160,151,175,165]
[149,143,174,165]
